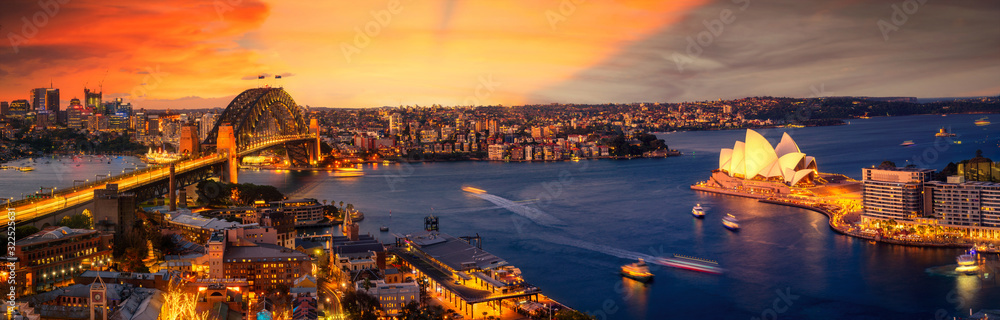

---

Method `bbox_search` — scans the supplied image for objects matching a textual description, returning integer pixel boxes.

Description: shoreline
[691,184,1000,253]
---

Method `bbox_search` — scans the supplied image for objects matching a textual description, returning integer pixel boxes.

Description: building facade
[924,179,1000,239]
[862,167,934,222]
[14,227,113,295]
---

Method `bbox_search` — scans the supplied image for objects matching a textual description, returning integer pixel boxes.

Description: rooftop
[17,226,98,246]
[170,213,253,231]
[223,242,309,261]
[403,231,506,272]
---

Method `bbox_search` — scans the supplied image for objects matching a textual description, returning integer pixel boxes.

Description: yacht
[691,204,705,218]
[955,249,978,274]
[620,259,654,282]
[900,140,915,147]
[975,117,990,126]
[935,128,956,137]
[723,214,740,231]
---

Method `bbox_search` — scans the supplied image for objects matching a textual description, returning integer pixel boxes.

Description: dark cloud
[532,0,1000,102]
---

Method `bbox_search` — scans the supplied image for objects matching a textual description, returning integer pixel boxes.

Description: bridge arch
[203,87,308,151]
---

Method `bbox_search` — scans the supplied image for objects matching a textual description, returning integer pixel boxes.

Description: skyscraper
[85,88,102,113]
[200,113,218,142]
[30,88,46,111]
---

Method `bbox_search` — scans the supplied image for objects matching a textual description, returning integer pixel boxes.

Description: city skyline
[1,0,998,109]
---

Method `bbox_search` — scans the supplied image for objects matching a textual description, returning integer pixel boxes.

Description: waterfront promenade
[691,182,1000,253]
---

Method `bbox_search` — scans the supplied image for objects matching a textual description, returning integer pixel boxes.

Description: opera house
[719,129,818,187]
[696,129,856,198]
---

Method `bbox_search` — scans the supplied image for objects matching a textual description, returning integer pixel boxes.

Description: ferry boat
[975,117,990,126]
[722,214,740,231]
[691,204,705,218]
[654,254,724,275]
[955,249,978,273]
[18,166,35,172]
[620,259,654,282]
[143,148,182,164]
[900,140,915,147]
[935,128,956,137]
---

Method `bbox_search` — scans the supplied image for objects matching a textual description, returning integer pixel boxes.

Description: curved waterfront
[3,114,997,319]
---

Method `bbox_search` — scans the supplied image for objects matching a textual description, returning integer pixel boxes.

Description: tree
[342,290,381,320]
[57,211,93,229]
[14,225,40,241]
[553,309,596,320]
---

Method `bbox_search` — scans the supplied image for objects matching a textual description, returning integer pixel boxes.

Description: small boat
[621,259,654,282]
[18,167,34,172]
[723,214,740,231]
[691,204,705,218]
[975,117,990,126]
[955,249,978,273]
[900,140,915,147]
[935,128,956,137]
[380,210,391,232]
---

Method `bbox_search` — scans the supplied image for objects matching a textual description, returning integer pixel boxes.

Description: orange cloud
[0,0,270,107]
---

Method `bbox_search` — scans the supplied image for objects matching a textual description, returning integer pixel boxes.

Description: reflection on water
[620,278,650,319]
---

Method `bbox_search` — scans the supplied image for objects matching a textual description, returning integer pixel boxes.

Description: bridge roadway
[7,134,314,224]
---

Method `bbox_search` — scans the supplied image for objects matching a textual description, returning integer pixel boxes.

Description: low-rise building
[14,227,113,295]
[355,279,420,317]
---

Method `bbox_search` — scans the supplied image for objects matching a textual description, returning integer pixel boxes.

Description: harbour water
[2,113,997,319]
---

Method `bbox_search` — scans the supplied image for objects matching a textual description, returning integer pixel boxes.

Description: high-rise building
[31,88,47,111]
[47,88,60,123]
[388,113,402,135]
[85,88,102,114]
[146,115,160,135]
[0,101,7,118]
[861,167,934,223]
[199,113,218,142]
[8,100,30,117]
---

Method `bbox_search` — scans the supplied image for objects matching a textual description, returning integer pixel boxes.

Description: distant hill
[917,96,999,104]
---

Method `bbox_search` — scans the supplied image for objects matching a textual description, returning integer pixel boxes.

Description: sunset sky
[1,0,998,109]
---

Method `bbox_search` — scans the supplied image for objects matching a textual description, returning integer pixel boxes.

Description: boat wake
[536,234,725,274]
[468,192,565,227]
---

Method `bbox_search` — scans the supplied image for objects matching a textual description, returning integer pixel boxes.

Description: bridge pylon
[217,124,239,184]
[309,118,321,164]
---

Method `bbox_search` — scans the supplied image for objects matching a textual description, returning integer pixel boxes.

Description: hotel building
[925,177,1000,239]
[13,227,113,295]
[861,167,935,222]
[207,231,312,294]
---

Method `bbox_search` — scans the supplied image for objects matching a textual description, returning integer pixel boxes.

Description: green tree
[553,309,597,320]
[14,225,40,241]
[57,212,93,229]
[342,290,381,320]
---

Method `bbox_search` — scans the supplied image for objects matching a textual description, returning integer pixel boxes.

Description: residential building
[861,167,934,222]
[924,178,1000,239]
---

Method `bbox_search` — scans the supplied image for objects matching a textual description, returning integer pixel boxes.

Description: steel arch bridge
[202,87,315,166]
